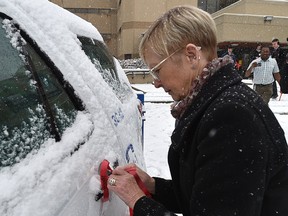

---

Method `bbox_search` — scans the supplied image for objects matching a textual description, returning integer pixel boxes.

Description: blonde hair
[139,5,217,61]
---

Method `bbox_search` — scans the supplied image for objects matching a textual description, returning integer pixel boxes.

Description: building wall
[214,13,288,44]
[117,0,197,59]
[213,0,288,45]
[214,0,288,16]
[50,0,197,58]
[50,0,288,60]
[50,0,119,54]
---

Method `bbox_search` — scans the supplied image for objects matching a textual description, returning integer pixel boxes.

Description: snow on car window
[0,18,51,167]
[0,17,77,167]
[23,41,78,136]
[92,58,133,102]
[78,36,133,102]
[0,106,51,166]
[0,19,26,80]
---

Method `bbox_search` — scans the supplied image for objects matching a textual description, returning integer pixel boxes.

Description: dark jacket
[134,64,288,216]
[280,62,288,93]
[271,47,285,70]
[249,49,261,62]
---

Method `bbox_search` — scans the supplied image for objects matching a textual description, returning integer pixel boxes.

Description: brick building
[50,0,288,69]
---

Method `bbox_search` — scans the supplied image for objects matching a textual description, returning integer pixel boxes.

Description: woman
[107,6,288,216]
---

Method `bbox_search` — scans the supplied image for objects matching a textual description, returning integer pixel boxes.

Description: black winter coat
[134,64,288,216]
[280,63,288,93]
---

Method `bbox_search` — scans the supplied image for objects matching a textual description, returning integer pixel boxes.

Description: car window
[0,18,77,167]
[78,36,133,102]
[24,44,77,135]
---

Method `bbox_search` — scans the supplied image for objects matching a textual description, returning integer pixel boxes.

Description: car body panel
[0,0,145,215]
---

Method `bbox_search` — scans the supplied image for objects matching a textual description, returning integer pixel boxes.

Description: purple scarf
[171,55,234,119]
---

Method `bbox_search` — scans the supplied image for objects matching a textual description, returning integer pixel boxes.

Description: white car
[0,0,145,215]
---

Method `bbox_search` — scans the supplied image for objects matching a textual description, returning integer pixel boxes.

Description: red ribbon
[99,160,151,216]
[125,167,151,216]
[125,167,151,197]
[99,159,112,202]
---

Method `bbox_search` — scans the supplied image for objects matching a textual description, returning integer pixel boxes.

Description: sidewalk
[132,84,173,103]
[134,83,288,143]
[133,83,288,114]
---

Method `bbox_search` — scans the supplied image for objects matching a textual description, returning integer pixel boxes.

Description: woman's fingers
[107,171,145,208]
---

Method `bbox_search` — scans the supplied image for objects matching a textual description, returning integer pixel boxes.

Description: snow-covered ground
[134,83,288,180]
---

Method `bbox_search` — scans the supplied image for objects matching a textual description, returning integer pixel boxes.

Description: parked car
[0,0,145,215]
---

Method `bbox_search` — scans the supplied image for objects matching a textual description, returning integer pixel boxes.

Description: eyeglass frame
[149,46,201,81]
[149,48,182,81]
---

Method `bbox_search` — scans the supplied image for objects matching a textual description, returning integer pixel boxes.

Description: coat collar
[171,64,242,151]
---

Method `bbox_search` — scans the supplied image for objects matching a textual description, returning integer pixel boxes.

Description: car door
[0,11,144,215]
[0,14,97,216]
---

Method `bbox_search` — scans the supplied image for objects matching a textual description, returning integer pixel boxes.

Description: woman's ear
[185,43,200,62]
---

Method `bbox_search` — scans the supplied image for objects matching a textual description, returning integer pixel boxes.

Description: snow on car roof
[1,0,127,115]
[1,0,103,41]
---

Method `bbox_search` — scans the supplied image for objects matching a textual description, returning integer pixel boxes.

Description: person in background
[271,38,285,98]
[245,46,281,104]
[222,45,236,64]
[107,6,288,216]
[280,53,288,93]
[249,43,261,61]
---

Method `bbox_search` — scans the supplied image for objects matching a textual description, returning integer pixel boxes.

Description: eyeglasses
[149,49,181,81]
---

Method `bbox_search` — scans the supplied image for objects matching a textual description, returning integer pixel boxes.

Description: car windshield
[0,18,77,167]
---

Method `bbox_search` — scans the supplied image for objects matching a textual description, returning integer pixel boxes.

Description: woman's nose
[152,79,161,88]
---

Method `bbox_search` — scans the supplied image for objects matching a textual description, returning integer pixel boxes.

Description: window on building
[198,0,239,13]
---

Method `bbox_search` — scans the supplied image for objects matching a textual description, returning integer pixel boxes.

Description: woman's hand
[107,164,155,209]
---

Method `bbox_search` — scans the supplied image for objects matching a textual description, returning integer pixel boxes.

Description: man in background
[245,46,280,104]
[250,43,261,62]
[222,45,236,64]
[280,54,288,94]
[271,38,285,98]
